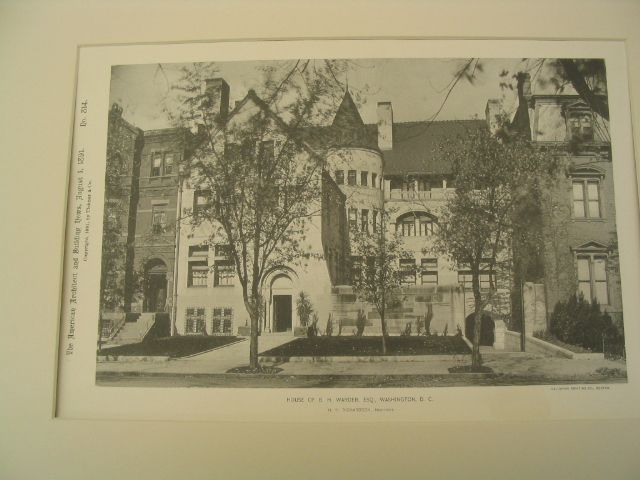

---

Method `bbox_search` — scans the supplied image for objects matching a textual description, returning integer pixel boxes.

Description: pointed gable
[572,240,610,252]
[223,90,324,161]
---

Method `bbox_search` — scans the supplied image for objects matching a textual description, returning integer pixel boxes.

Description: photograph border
[56,38,640,423]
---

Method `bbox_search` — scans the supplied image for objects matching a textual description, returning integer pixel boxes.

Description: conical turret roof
[327,89,377,149]
[332,89,365,130]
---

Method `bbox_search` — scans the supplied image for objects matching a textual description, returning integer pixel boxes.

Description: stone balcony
[385,188,454,201]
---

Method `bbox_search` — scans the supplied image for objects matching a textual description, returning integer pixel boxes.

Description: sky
[109,58,535,130]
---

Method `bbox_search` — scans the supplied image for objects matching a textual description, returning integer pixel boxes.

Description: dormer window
[566,103,594,142]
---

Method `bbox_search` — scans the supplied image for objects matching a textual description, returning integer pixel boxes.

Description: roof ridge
[365,118,485,127]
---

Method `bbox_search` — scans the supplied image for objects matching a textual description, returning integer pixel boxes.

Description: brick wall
[539,154,623,321]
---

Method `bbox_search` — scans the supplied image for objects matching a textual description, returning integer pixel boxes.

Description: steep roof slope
[382,120,487,175]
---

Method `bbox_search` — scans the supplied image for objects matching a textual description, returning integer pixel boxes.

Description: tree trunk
[425,303,434,335]
[248,304,259,370]
[471,275,483,370]
[558,59,609,120]
[471,304,483,369]
[380,310,388,355]
[244,288,261,371]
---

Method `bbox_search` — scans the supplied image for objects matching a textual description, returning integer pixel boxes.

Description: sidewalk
[96,334,627,380]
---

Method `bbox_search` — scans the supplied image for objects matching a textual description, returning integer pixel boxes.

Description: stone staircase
[329,286,422,335]
[328,285,462,335]
[107,313,156,346]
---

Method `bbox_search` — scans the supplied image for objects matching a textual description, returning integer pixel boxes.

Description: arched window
[395,212,437,237]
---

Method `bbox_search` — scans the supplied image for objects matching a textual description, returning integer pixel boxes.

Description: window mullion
[583,180,589,218]
[589,254,595,302]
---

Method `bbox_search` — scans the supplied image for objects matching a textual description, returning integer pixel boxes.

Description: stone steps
[107,313,156,346]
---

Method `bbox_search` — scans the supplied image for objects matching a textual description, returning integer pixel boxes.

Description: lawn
[260,335,470,357]
[98,336,243,358]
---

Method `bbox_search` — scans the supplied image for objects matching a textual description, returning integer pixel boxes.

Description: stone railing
[100,313,126,340]
[138,313,157,341]
[386,188,453,201]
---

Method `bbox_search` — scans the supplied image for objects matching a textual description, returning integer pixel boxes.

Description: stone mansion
[102,74,622,344]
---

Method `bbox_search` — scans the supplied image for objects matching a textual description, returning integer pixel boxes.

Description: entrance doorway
[272,295,292,332]
[144,259,168,313]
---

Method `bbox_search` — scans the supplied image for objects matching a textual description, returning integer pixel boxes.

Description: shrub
[455,325,462,337]
[296,291,313,327]
[307,312,319,337]
[603,316,626,359]
[549,293,624,353]
[416,317,423,336]
[401,322,412,336]
[595,367,625,377]
[355,309,367,337]
[324,314,333,337]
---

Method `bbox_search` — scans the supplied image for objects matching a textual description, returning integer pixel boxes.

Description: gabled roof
[109,103,143,137]
[382,120,487,175]
[223,89,324,161]
[225,88,488,176]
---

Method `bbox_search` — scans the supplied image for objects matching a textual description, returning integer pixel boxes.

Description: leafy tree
[498,59,609,123]
[555,59,608,120]
[439,58,608,125]
[169,61,348,370]
[350,211,414,354]
[430,127,553,369]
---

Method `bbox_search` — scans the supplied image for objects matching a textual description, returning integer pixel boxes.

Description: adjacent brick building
[518,77,622,325]
[103,106,194,326]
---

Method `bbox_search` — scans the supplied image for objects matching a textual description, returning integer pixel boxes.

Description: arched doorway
[464,311,495,346]
[144,259,168,313]
[270,273,294,333]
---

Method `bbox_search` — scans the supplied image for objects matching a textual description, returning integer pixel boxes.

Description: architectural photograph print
[86,55,629,389]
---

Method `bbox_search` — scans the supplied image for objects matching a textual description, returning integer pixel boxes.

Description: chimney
[377,102,393,151]
[518,72,531,98]
[485,99,502,135]
[109,102,123,120]
[204,78,230,121]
